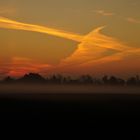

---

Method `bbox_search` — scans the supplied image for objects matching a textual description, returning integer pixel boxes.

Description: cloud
[126,17,140,24]
[0,16,83,42]
[94,10,115,16]
[58,27,130,71]
[0,17,125,52]
[0,57,52,77]
[9,57,52,77]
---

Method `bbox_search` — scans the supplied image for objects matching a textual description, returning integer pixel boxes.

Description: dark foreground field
[0,85,140,121]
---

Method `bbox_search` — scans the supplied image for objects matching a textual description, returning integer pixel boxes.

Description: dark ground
[0,84,139,121]
[1,93,140,121]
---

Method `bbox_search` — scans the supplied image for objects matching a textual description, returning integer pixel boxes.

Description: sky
[0,0,140,78]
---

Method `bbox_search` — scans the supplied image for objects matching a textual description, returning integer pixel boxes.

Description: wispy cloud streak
[59,27,131,69]
[94,10,115,16]
[0,17,126,51]
[0,16,83,42]
[127,17,140,24]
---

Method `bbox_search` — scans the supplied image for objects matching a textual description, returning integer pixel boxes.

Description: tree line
[0,73,140,86]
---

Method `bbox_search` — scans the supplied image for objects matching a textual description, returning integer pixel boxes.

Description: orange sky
[0,0,140,78]
[0,17,140,78]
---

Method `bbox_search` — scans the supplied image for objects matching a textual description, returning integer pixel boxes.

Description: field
[0,84,140,121]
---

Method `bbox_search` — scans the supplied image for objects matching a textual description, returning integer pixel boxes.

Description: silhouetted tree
[79,75,93,84]
[117,78,125,86]
[102,75,109,85]
[127,77,136,86]
[17,73,46,83]
[49,74,65,84]
[109,76,119,85]
[3,76,15,84]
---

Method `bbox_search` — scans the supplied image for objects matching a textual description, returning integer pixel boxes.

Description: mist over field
[0,84,140,95]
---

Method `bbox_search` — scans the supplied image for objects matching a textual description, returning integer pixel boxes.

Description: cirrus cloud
[94,10,115,17]
[126,17,140,24]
